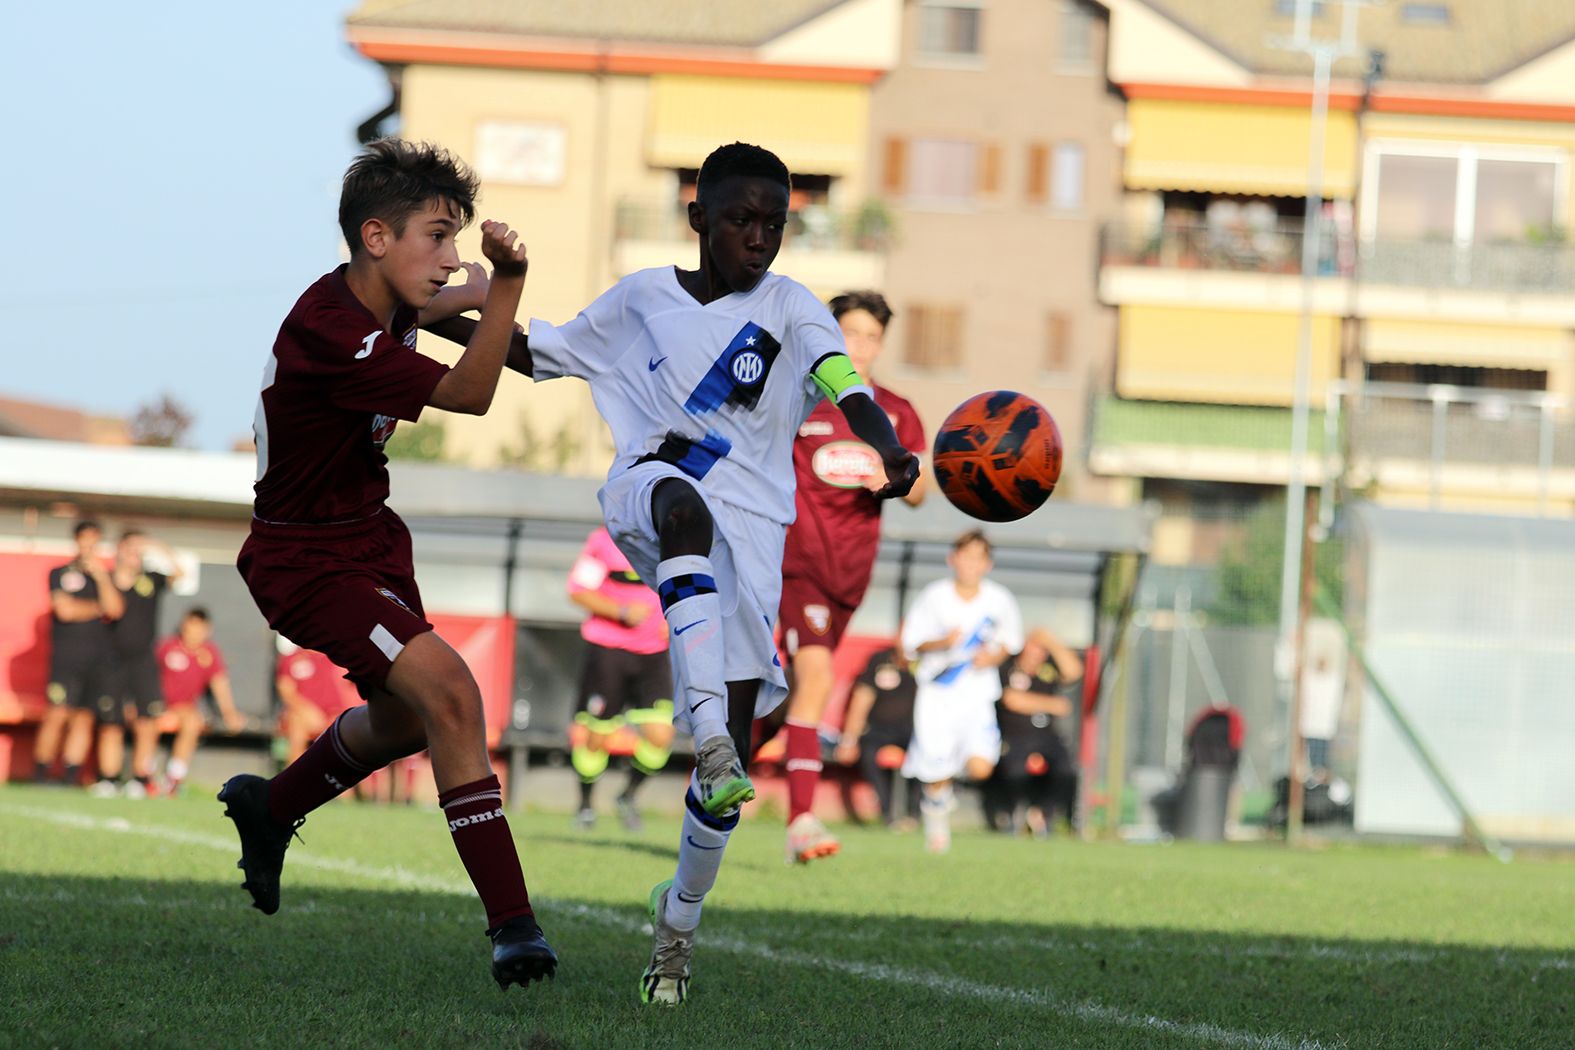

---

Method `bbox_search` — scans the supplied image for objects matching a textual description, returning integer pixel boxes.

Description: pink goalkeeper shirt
[569,528,667,655]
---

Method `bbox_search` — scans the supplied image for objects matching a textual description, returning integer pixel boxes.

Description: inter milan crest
[684,321,782,414]
[731,349,765,385]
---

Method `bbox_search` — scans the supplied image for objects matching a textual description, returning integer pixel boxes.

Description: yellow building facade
[1096,0,1575,516]
[345,0,900,472]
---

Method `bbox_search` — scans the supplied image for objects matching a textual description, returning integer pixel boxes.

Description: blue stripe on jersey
[675,430,732,479]
[684,322,768,414]
[932,616,997,685]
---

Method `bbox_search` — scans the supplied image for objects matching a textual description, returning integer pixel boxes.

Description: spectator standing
[104,529,184,797]
[33,521,123,785]
[566,526,674,832]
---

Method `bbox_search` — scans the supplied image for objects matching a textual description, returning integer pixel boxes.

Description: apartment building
[865,0,1126,503]
[345,0,901,471]
[1092,0,1575,569]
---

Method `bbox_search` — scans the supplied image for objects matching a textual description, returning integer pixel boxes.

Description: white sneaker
[639,880,693,1006]
[123,780,148,800]
[88,780,120,798]
[786,813,841,864]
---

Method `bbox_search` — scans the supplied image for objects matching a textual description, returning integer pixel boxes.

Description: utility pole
[1270,0,1370,824]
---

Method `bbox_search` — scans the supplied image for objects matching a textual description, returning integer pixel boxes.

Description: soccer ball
[932,391,1063,522]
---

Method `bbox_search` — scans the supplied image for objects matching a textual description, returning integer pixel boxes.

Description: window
[1366,362,1545,393]
[1369,147,1564,245]
[1051,142,1085,211]
[918,3,983,59]
[908,139,980,203]
[1045,313,1073,372]
[474,121,566,186]
[1475,159,1558,242]
[1373,153,1458,240]
[1059,1,1095,68]
[1273,0,1325,15]
[1401,3,1450,25]
[904,304,965,370]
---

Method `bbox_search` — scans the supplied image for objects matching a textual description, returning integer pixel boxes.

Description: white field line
[4,802,1363,1050]
[834,926,1572,975]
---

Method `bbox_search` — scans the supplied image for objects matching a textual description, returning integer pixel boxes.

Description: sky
[2,2,389,450]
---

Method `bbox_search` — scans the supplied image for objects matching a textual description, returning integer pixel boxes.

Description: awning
[1118,305,1342,406]
[647,74,867,174]
[1125,98,1359,198]
[1364,318,1570,371]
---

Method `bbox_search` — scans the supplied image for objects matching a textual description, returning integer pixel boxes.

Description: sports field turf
[1,784,1569,1049]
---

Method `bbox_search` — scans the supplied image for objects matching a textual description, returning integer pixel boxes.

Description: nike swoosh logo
[684,836,724,852]
[648,355,668,371]
[673,620,705,635]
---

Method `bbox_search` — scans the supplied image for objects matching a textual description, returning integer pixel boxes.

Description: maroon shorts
[238,509,432,695]
[779,575,858,655]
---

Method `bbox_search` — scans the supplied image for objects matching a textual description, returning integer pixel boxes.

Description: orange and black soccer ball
[932,391,1063,522]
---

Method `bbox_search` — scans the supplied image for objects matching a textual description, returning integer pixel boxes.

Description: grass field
[2,784,1570,1049]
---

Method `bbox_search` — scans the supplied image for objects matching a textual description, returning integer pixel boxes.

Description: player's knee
[652,480,712,554]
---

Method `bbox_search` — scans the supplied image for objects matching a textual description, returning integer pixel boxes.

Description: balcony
[1089,395,1333,487]
[1332,380,1575,511]
[1359,239,1575,296]
[1100,220,1575,325]
[612,199,887,294]
[1100,220,1346,278]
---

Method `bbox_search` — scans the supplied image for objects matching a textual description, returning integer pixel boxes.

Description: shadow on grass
[0,870,1568,1050]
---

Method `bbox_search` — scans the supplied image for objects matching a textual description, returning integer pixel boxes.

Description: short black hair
[696,142,791,207]
[829,290,893,328]
[338,139,479,257]
[73,520,101,538]
[953,529,993,557]
[183,607,211,623]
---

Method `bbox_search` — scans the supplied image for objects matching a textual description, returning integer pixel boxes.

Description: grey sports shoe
[639,879,693,1005]
[693,736,754,816]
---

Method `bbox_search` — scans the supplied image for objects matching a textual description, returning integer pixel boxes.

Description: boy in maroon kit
[218,139,556,989]
[775,291,926,863]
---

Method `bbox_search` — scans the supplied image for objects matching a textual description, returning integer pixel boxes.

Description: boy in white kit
[901,530,1023,853]
[500,143,919,1004]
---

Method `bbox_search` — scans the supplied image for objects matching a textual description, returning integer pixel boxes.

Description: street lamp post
[1271,0,1368,843]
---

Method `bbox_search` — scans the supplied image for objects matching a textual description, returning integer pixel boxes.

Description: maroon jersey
[157,637,226,707]
[251,265,449,524]
[783,384,925,606]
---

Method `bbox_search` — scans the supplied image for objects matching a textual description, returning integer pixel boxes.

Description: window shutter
[979,143,1001,195]
[883,137,908,196]
[1026,143,1049,204]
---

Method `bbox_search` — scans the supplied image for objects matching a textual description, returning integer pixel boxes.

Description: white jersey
[529,267,856,524]
[901,579,1025,708]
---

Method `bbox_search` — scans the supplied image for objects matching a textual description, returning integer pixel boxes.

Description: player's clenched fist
[480,220,527,278]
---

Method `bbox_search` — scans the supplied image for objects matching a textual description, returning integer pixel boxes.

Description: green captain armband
[811,353,869,402]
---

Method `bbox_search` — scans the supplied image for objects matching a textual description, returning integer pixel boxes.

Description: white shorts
[598,461,789,733]
[901,685,1002,784]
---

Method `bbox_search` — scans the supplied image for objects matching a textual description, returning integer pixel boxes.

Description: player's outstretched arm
[423,316,534,378]
[427,221,527,414]
[838,391,919,500]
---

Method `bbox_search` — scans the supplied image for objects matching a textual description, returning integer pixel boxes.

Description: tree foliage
[1209,496,1344,626]
[129,392,195,448]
